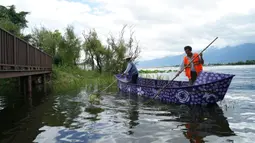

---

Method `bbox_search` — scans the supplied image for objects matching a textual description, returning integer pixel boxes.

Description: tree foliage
[31,27,62,55]
[59,25,81,66]
[0,4,142,74]
[82,29,105,73]
[30,25,81,66]
[0,5,30,40]
[82,25,141,74]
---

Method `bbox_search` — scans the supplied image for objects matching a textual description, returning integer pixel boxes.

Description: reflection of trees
[0,84,55,142]
[128,97,139,126]
[0,81,112,142]
[43,92,85,127]
[124,93,140,135]
[84,106,104,121]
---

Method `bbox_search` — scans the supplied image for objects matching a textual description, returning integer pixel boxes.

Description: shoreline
[138,64,255,70]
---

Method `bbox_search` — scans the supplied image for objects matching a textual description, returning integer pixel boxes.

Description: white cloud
[1,0,255,61]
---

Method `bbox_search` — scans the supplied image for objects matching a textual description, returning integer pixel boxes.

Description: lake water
[0,65,255,143]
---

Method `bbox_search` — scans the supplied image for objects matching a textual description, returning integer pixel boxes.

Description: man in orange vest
[177,46,204,85]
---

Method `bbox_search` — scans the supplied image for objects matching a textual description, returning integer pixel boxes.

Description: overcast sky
[1,0,255,61]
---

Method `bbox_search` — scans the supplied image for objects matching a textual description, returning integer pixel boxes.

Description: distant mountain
[137,43,255,68]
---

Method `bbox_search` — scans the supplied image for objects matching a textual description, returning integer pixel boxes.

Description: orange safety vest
[184,124,203,143]
[183,53,203,79]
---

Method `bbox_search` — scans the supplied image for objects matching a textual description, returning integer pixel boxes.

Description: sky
[1,0,255,61]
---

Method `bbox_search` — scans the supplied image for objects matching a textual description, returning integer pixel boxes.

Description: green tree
[105,25,141,73]
[59,25,81,66]
[0,5,30,38]
[82,25,141,74]
[30,25,82,66]
[31,26,62,56]
[83,29,106,73]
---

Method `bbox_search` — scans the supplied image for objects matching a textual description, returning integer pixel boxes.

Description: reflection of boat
[159,104,235,142]
[115,71,235,105]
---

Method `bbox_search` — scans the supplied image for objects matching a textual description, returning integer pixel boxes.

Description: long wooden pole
[151,37,218,100]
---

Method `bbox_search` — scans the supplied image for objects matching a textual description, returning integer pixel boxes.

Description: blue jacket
[124,61,138,75]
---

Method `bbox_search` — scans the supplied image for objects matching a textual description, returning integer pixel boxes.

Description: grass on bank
[0,65,175,95]
[51,65,116,94]
[51,65,176,94]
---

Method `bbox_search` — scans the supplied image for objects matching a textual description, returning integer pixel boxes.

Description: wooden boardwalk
[0,27,52,93]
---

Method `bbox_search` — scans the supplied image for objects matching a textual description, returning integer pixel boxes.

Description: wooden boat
[115,71,235,105]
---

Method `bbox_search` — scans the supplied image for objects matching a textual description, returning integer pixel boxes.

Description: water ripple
[0,65,255,143]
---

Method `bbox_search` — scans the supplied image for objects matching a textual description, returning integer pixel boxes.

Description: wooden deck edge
[0,71,52,79]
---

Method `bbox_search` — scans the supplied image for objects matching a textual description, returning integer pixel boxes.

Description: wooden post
[43,74,47,94]
[28,93,33,108]
[28,76,32,94]
[43,74,46,85]
[23,77,26,96]
[18,77,21,93]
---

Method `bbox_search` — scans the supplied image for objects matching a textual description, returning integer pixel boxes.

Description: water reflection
[34,126,105,143]
[88,92,235,142]
[2,66,250,143]
[0,83,237,142]
[0,96,5,110]
[139,97,235,142]
[0,86,236,143]
[172,104,235,142]
[0,82,52,143]
[125,94,140,135]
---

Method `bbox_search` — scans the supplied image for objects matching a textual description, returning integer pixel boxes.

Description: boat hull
[115,71,235,105]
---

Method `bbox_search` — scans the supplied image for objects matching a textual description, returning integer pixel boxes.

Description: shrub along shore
[51,66,116,94]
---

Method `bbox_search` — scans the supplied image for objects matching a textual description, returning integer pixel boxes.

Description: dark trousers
[131,73,138,84]
[189,71,197,85]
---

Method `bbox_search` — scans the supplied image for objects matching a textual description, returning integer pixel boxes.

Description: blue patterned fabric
[194,71,234,85]
[115,71,235,105]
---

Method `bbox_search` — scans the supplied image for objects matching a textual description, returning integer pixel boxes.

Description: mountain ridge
[137,43,255,68]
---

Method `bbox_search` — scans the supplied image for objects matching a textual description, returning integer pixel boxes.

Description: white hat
[124,56,132,60]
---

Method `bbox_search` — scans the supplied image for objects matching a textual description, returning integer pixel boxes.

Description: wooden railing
[0,27,52,71]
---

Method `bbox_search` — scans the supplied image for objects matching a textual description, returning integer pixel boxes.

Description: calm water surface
[0,65,255,143]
